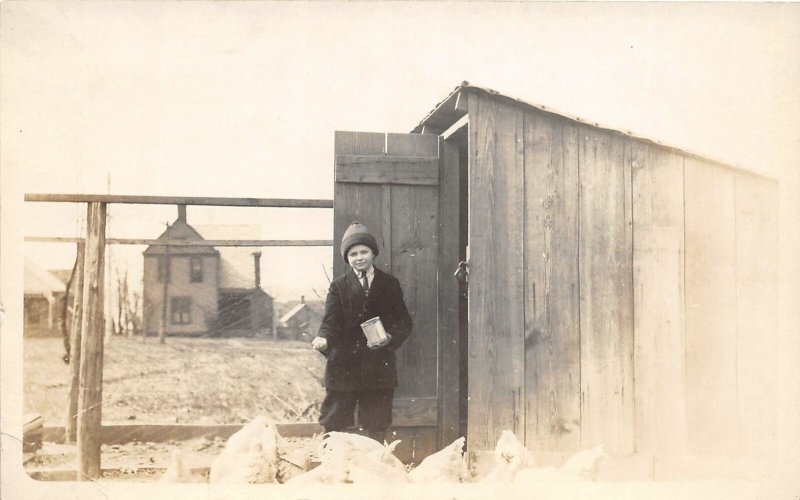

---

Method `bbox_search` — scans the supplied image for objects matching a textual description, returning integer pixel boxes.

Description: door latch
[454,261,469,284]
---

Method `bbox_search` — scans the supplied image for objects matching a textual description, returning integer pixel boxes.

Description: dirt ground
[24,435,320,482]
[24,335,326,426]
[22,336,326,481]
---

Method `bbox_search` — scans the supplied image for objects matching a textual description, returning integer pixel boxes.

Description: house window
[157,256,170,283]
[171,297,191,325]
[190,257,203,283]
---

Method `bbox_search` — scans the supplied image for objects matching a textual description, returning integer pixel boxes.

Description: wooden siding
[467,94,526,450]
[522,111,581,451]
[631,144,687,455]
[465,92,778,459]
[578,126,635,455]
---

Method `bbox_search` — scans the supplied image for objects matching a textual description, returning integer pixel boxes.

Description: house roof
[276,299,324,325]
[24,259,66,298]
[278,303,307,325]
[143,218,219,256]
[195,225,264,290]
[412,82,771,180]
[49,269,74,285]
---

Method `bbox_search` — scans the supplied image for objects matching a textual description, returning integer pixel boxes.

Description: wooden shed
[333,83,779,474]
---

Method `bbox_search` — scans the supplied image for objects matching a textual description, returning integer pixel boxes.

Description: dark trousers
[319,387,394,442]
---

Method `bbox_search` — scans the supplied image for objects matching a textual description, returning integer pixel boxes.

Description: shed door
[333,131,460,462]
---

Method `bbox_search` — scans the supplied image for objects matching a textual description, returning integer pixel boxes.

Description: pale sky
[2,1,799,302]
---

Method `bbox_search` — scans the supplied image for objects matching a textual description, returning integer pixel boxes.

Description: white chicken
[209,416,281,483]
[361,439,406,471]
[348,440,408,483]
[287,432,408,484]
[317,431,384,464]
[408,437,468,483]
[159,449,203,483]
[348,453,410,484]
[513,445,607,484]
[482,430,535,482]
[285,460,350,485]
[559,444,606,479]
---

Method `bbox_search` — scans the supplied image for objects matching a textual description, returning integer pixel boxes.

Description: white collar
[353,266,375,280]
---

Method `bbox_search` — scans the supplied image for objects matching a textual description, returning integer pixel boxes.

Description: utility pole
[159,221,169,344]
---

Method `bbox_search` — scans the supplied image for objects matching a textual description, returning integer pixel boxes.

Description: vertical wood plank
[631,144,687,456]
[387,133,439,400]
[523,111,581,451]
[382,185,392,270]
[684,158,738,454]
[468,94,526,450]
[438,137,462,447]
[77,202,106,480]
[65,242,85,443]
[735,174,779,456]
[579,128,635,454]
[333,131,385,278]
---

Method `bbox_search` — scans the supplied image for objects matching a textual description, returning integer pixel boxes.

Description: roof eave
[412,82,776,181]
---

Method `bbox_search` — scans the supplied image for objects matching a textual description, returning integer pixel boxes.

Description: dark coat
[318,267,412,390]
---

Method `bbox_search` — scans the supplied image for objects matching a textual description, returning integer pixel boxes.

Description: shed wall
[466,92,779,460]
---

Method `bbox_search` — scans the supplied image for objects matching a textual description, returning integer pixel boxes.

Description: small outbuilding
[23,259,67,338]
[332,82,779,475]
[275,297,323,341]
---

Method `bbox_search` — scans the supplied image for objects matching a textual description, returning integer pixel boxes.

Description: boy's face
[347,244,375,273]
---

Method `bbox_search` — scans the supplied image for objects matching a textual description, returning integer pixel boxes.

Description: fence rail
[24,193,333,208]
[25,236,333,247]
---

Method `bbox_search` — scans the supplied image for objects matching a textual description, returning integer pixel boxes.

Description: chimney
[177,205,187,223]
[252,252,262,289]
[301,295,305,304]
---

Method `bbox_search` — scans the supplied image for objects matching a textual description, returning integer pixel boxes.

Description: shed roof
[278,303,306,325]
[275,299,324,325]
[413,82,772,180]
[24,259,66,297]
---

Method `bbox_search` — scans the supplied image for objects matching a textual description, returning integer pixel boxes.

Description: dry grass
[24,336,326,426]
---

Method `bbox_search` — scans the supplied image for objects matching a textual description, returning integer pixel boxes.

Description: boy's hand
[311,337,328,351]
[368,333,392,350]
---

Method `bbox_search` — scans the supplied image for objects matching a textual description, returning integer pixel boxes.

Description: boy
[311,222,412,443]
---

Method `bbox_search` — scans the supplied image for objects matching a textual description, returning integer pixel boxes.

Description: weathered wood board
[522,111,581,451]
[467,94,526,450]
[438,137,462,448]
[77,202,107,480]
[578,127,635,455]
[386,133,439,400]
[631,143,687,455]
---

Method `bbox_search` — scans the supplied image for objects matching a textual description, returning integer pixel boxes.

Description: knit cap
[340,221,379,263]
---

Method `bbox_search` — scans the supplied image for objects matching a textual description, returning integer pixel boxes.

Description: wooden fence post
[65,242,85,443]
[77,202,106,480]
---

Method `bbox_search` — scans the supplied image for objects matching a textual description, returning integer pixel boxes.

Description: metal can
[360,316,391,348]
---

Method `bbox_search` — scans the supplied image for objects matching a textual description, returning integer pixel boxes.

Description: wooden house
[142,206,274,337]
[332,83,779,476]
